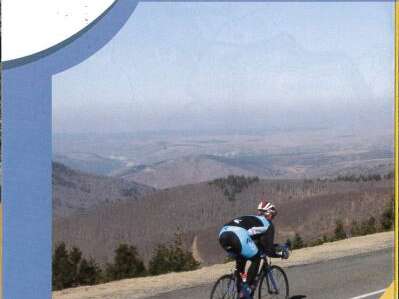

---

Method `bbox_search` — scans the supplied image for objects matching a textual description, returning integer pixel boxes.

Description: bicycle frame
[212,244,290,299]
[259,257,279,295]
[230,248,289,298]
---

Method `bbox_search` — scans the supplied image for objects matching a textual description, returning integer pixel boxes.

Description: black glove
[281,249,290,259]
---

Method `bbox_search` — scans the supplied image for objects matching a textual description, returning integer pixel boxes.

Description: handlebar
[226,243,291,261]
[272,243,291,260]
[274,243,291,253]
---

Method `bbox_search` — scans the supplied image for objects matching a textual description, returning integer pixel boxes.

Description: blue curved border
[3,1,116,70]
[3,1,138,74]
[2,1,138,298]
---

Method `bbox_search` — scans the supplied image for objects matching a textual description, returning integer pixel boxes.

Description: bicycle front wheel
[258,265,289,299]
[210,274,237,299]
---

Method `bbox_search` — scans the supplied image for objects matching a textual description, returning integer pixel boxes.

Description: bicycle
[210,244,290,299]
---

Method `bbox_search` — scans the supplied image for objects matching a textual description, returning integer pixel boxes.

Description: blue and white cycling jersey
[219,215,271,258]
[219,225,258,258]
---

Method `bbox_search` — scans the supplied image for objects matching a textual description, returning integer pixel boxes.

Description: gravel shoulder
[52,231,394,299]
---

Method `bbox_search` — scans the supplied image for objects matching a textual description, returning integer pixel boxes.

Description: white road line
[348,289,386,299]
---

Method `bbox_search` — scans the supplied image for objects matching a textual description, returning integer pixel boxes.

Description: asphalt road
[145,248,393,299]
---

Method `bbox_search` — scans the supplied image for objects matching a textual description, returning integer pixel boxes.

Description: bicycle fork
[266,268,279,295]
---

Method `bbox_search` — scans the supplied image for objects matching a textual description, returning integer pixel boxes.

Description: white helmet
[257,201,277,216]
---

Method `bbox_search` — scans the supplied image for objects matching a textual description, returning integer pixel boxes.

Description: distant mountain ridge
[113,152,393,189]
[55,152,393,190]
[53,162,155,218]
[114,155,255,189]
[54,153,125,176]
[53,130,394,189]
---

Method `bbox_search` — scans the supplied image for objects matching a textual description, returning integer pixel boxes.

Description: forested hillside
[53,176,393,265]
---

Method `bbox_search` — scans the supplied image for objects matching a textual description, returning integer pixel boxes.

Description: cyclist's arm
[248,226,268,236]
[259,226,282,258]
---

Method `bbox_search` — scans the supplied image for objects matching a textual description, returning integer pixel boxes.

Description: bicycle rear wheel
[258,265,289,299]
[210,274,237,299]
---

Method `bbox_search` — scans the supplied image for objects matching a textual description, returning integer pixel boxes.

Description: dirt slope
[52,232,393,299]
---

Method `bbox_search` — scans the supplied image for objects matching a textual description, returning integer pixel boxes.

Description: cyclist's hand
[281,249,290,259]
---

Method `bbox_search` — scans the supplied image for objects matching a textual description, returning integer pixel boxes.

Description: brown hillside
[116,155,254,189]
[53,178,393,265]
[53,162,155,218]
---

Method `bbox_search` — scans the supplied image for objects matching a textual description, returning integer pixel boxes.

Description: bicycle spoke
[259,267,288,299]
[216,279,227,298]
[268,268,287,299]
[211,275,237,299]
[218,279,229,298]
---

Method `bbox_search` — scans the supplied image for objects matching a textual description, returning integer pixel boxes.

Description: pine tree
[360,216,377,235]
[285,238,292,249]
[148,233,200,275]
[77,258,103,285]
[106,244,146,281]
[366,216,377,234]
[52,242,75,290]
[380,200,394,231]
[53,243,104,289]
[334,220,347,240]
[291,233,304,249]
[69,247,82,286]
[350,220,361,237]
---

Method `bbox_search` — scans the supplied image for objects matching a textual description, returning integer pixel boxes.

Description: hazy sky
[53,1,395,134]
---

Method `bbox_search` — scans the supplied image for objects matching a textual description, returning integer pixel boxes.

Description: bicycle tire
[210,274,237,299]
[258,265,289,299]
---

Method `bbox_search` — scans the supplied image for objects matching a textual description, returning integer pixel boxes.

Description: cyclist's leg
[247,256,260,283]
[234,229,259,298]
[236,256,246,293]
[218,228,244,296]
[247,253,261,292]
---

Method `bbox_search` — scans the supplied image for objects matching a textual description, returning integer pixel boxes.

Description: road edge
[52,231,394,299]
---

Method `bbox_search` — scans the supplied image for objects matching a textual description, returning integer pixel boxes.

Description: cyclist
[218,200,288,298]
